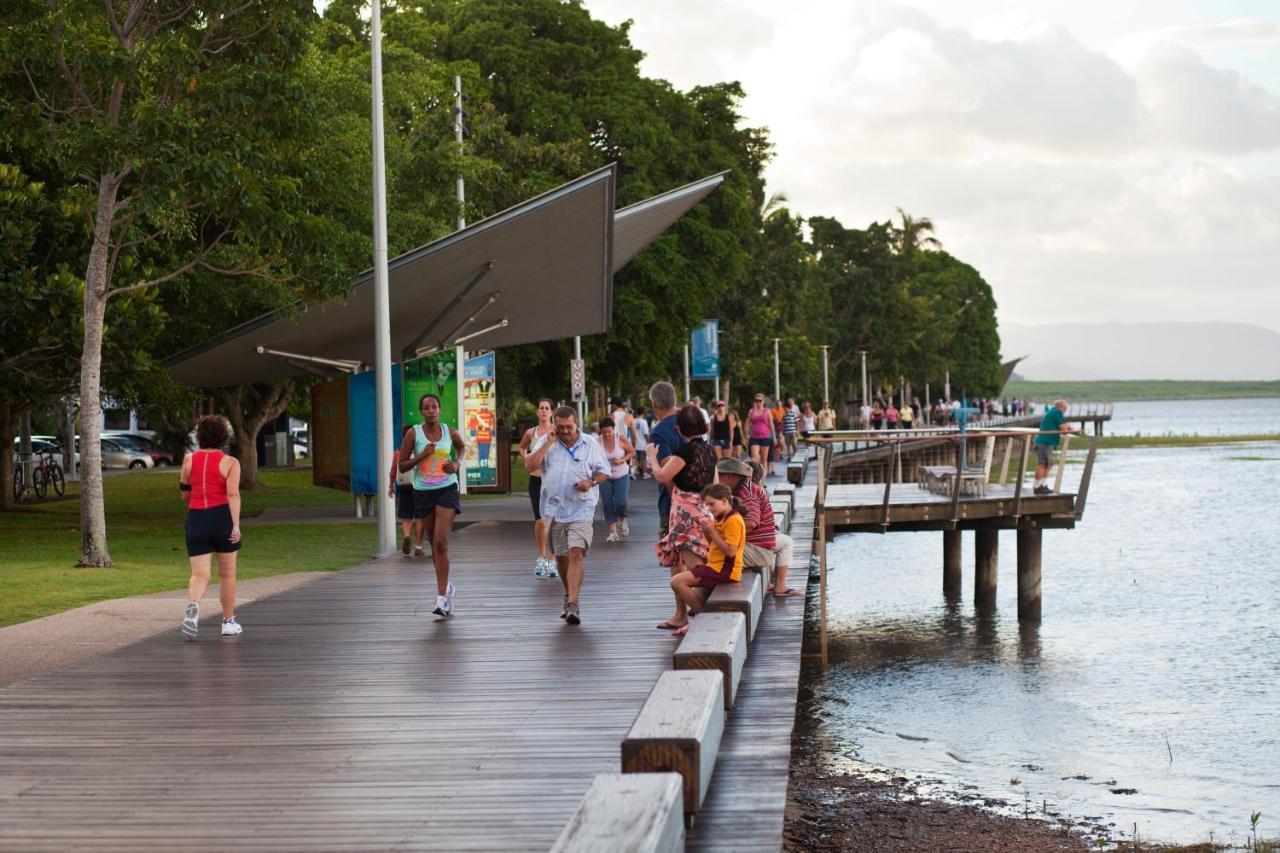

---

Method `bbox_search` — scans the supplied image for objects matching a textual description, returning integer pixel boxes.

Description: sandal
[771,588,800,597]
[656,620,685,630]
[671,624,691,637]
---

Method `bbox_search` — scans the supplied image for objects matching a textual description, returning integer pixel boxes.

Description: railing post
[880,441,899,528]
[1011,435,1028,519]
[1074,434,1100,520]
[1053,433,1071,493]
[949,436,963,523]
[998,434,1013,485]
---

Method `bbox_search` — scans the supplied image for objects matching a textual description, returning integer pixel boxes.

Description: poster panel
[691,319,720,379]
[463,352,497,489]
[347,368,402,495]
[310,377,350,491]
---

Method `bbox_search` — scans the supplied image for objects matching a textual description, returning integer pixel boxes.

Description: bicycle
[11,449,64,501]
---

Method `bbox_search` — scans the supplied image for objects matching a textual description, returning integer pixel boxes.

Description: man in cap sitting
[715,457,798,596]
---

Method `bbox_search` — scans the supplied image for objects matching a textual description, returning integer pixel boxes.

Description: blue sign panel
[691,320,720,379]
[348,368,403,495]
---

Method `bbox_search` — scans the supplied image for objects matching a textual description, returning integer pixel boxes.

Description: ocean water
[809,399,1280,844]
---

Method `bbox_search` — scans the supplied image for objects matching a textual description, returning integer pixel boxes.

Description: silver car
[75,438,153,470]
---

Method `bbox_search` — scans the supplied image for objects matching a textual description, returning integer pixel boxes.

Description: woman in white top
[519,399,558,577]
[631,407,650,479]
[597,418,635,542]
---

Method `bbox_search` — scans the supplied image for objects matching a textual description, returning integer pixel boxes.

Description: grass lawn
[1003,379,1280,402]
[1084,433,1280,449]
[0,467,374,628]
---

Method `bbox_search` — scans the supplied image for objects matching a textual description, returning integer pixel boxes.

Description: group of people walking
[177,383,802,639]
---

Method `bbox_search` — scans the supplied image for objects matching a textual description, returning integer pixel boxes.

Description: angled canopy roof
[165,167,726,388]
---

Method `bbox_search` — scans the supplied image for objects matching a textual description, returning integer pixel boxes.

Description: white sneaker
[181,602,199,640]
[544,560,559,578]
[619,519,630,537]
[433,582,455,617]
[606,532,620,543]
[534,557,546,577]
[220,617,243,637]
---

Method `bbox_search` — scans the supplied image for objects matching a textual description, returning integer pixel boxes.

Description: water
[810,399,1280,844]
[1105,397,1280,437]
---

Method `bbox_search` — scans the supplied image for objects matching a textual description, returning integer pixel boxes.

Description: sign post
[691,320,721,394]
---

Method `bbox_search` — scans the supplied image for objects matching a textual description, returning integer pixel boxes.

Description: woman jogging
[398,394,466,618]
[597,418,635,542]
[179,415,242,640]
[519,399,557,577]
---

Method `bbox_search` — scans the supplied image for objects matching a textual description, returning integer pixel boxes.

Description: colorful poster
[691,319,720,379]
[463,352,497,489]
[401,351,459,432]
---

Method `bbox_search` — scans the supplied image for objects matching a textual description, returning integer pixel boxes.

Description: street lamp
[819,344,830,405]
[858,346,869,406]
[772,338,781,403]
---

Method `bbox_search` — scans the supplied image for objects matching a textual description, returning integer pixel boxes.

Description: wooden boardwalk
[0,478,810,851]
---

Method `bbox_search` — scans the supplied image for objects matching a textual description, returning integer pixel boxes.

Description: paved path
[0,477,810,851]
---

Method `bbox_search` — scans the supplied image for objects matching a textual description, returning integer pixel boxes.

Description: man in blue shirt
[523,406,610,624]
[647,381,684,539]
[1033,399,1079,494]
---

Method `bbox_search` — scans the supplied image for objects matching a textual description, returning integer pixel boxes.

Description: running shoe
[605,532,620,543]
[431,582,455,617]
[221,617,243,637]
[565,602,581,625]
[544,560,559,578]
[560,597,569,619]
[619,519,630,537]
[534,557,546,577]
[181,602,199,640]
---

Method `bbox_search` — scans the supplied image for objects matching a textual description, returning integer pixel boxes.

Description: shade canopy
[165,167,725,388]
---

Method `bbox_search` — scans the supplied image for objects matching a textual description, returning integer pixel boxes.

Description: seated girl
[669,483,745,636]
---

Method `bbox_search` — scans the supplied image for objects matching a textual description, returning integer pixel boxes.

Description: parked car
[11,436,68,469]
[103,432,176,467]
[292,429,308,459]
[74,437,154,470]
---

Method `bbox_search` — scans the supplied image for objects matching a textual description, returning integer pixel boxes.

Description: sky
[581,0,1280,333]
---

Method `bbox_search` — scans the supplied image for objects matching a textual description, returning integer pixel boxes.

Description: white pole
[454,75,466,232]
[820,345,830,404]
[715,376,721,403]
[773,338,780,402]
[575,336,585,425]
[455,344,467,495]
[370,0,396,556]
[944,368,951,402]
[683,344,691,402]
[860,349,868,406]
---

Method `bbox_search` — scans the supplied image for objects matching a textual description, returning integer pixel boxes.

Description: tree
[3,1,357,563]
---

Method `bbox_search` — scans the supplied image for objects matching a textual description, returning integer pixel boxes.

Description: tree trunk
[77,174,122,567]
[0,398,16,512]
[218,382,294,491]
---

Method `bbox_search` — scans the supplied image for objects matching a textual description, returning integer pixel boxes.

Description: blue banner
[348,368,403,495]
[691,320,720,379]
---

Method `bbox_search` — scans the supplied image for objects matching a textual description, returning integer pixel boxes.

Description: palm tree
[894,208,942,258]
[761,191,790,221]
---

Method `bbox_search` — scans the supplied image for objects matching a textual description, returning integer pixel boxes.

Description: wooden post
[998,435,1012,485]
[1017,526,1042,622]
[975,527,998,608]
[1053,433,1071,493]
[818,513,828,666]
[943,529,962,599]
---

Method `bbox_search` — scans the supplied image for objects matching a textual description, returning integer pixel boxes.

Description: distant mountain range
[1000,322,1280,381]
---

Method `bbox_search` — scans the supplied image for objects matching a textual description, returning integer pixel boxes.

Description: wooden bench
[622,670,725,816]
[786,460,805,485]
[704,569,764,642]
[551,772,685,853]
[918,464,987,497]
[771,489,794,519]
[673,611,747,710]
[770,500,791,534]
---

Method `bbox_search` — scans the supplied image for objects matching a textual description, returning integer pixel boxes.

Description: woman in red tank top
[178,415,243,640]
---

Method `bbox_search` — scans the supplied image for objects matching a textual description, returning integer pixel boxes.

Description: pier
[0,477,817,852]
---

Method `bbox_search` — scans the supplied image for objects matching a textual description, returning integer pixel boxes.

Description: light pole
[683,344,691,402]
[370,0,396,556]
[819,344,830,404]
[772,338,781,403]
[858,347,869,406]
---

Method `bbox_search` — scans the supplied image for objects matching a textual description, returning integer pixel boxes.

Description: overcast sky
[582,0,1280,332]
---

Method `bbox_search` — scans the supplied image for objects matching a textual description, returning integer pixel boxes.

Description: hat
[715,457,752,477]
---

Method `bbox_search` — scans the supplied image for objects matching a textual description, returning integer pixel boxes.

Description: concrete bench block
[622,670,725,815]
[673,611,747,710]
[705,570,764,642]
[552,772,685,853]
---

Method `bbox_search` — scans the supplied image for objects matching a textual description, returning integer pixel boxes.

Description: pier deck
[0,479,811,852]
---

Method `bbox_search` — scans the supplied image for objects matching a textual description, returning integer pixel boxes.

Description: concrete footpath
[0,572,331,687]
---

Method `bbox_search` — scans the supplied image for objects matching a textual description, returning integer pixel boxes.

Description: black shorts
[529,475,542,520]
[396,484,417,520]
[185,505,240,557]
[412,483,462,517]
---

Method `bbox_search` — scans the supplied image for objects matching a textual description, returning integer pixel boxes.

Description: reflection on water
[810,410,1280,843]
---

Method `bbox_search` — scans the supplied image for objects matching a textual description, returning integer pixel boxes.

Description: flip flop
[656,620,685,630]
[772,588,800,597]
[671,624,691,637]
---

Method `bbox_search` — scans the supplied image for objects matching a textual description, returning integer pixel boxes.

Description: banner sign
[347,368,402,495]
[463,352,497,489]
[691,320,720,379]
[402,350,459,457]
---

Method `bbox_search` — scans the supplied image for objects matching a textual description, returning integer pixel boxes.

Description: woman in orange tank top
[178,415,243,640]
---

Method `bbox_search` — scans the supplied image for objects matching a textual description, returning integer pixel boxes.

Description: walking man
[524,406,610,624]
[1033,399,1079,494]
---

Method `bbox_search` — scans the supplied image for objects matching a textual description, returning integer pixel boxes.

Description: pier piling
[943,530,962,599]
[975,527,998,608]
[1016,527,1042,622]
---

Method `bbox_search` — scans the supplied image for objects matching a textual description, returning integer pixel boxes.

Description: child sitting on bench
[670,483,745,636]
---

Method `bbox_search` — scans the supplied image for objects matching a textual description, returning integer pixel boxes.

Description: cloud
[1130,18,1280,50]
[1133,42,1280,152]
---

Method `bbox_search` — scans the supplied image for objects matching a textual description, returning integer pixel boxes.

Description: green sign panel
[402,351,459,435]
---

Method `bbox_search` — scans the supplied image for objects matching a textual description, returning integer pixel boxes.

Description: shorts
[711,438,730,449]
[749,437,772,448]
[396,484,417,520]
[550,520,593,556]
[412,483,462,517]
[1034,443,1056,467]
[185,505,240,557]
[691,563,734,589]
[529,475,542,520]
